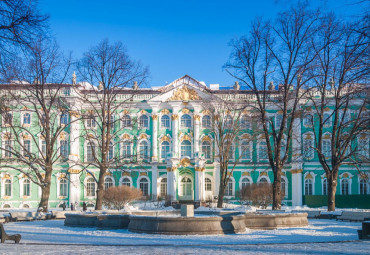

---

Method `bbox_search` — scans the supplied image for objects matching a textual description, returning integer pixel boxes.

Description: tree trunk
[327,173,338,211]
[217,179,225,208]
[38,169,52,212]
[95,169,106,210]
[272,170,282,210]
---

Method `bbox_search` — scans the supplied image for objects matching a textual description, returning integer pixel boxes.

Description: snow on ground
[0,219,368,254]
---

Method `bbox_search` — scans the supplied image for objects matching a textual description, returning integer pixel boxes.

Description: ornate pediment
[167,86,201,101]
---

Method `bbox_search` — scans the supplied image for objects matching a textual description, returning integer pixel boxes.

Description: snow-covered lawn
[0,219,368,254]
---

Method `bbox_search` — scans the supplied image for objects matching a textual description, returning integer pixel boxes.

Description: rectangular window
[60,140,68,158]
[23,140,31,157]
[4,140,12,158]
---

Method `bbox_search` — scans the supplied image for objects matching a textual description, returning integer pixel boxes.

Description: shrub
[103,186,142,210]
[240,183,284,209]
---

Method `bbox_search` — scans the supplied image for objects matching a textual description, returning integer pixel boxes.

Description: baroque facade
[0,75,369,209]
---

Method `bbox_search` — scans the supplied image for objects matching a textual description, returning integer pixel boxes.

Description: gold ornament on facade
[140,110,147,115]
[324,107,330,112]
[306,107,312,112]
[241,133,251,140]
[140,172,148,176]
[22,106,29,110]
[122,172,130,176]
[87,133,94,138]
[171,114,178,120]
[260,172,268,176]
[342,173,350,178]
[152,114,158,120]
[194,114,200,121]
[242,172,250,176]
[291,169,303,174]
[122,134,131,140]
[68,169,81,174]
[166,166,177,172]
[58,173,66,180]
[168,86,201,101]
[305,173,313,179]
[323,133,331,139]
[161,109,170,115]
[181,134,192,142]
[22,134,30,140]
[182,108,190,114]
[180,157,191,167]
[305,134,312,140]
[201,136,212,143]
[139,133,148,140]
[195,167,205,172]
[3,173,11,179]
[3,132,11,140]
[59,132,66,140]
[160,135,171,143]
[69,110,80,118]
[122,109,129,115]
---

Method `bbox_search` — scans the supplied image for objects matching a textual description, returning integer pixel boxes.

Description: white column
[152,114,158,162]
[195,168,205,201]
[172,113,179,158]
[292,170,303,206]
[151,166,158,199]
[167,166,177,201]
[214,163,220,197]
[68,111,81,205]
[194,114,200,156]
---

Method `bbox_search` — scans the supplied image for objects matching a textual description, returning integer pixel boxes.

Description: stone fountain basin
[128,214,246,235]
[244,212,308,229]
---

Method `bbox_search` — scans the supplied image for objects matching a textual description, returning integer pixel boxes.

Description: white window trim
[157,175,168,197]
[180,113,193,129]
[239,175,252,191]
[180,139,193,159]
[160,140,171,160]
[84,176,96,198]
[119,175,133,187]
[281,175,288,198]
[239,139,252,161]
[303,132,315,160]
[224,176,235,198]
[121,114,132,130]
[358,174,370,195]
[257,140,268,161]
[304,172,317,195]
[56,176,69,198]
[84,140,97,162]
[257,174,270,184]
[104,176,115,189]
[137,176,151,196]
[1,176,13,198]
[138,114,150,129]
[19,178,32,198]
[137,138,151,160]
[204,174,214,193]
[178,174,194,198]
[339,172,353,195]
[160,114,171,129]
[21,111,32,126]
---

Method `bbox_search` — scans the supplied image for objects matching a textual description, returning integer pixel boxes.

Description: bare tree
[76,39,148,210]
[0,38,73,212]
[204,98,250,208]
[225,3,320,209]
[305,14,369,211]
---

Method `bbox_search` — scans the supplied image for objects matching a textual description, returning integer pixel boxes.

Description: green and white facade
[0,75,369,209]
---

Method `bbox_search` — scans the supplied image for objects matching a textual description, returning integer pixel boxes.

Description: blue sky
[39,0,364,87]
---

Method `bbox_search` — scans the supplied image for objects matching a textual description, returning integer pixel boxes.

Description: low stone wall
[64,213,130,228]
[128,214,246,235]
[245,213,308,230]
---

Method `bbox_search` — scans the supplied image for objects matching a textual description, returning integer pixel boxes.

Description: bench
[9,212,46,221]
[292,210,321,219]
[337,211,370,222]
[0,223,21,243]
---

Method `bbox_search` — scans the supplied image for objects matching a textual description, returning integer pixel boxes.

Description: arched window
[181,140,192,158]
[205,178,212,191]
[280,139,286,160]
[121,141,131,159]
[341,179,349,195]
[304,134,314,160]
[323,113,331,127]
[61,113,69,125]
[23,179,31,196]
[241,177,250,190]
[23,139,31,157]
[104,177,114,190]
[202,115,211,129]
[122,115,131,128]
[259,177,268,184]
[86,177,96,197]
[138,115,149,128]
[275,114,283,129]
[139,178,149,196]
[240,141,250,160]
[59,178,68,197]
[161,115,170,128]
[226,141,234,159]
[108,141,114,160]
[4,179,11,196]
[304,114,313,127]
[224,115,233,128]
[180,177,192,197]
[86,116,96,128]
[23,113,31,125]
[240,116,250,129]
[360,179,368,195]
[281,178,286,197]
[358,135,369,158]
[160,178,167,197]
[4,140,12,158]
[121,177,131,187]
[201,141,211,159]
[225,178,234,196]
[259,141,267,160]
[181,114,192,128]
[60,140,69,159]
[86,142,95,162]
[139,141,149,160]
[305,179,313,195]
[323,178,328,195]
[161,141,170,159]
[3,112,12,125]
[323,138,331,159]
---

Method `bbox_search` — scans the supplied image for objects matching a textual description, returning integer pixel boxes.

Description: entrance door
[180,176,193,200]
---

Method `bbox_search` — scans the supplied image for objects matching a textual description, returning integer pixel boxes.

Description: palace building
[0,75,369,209]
